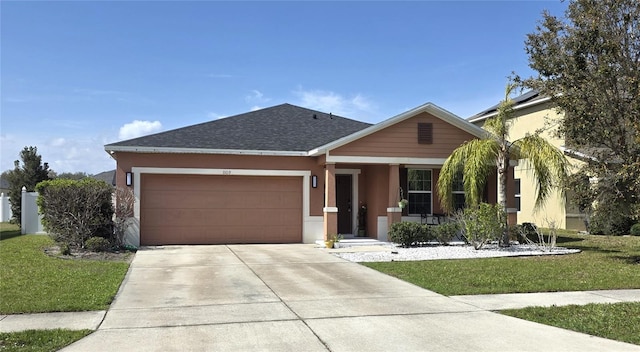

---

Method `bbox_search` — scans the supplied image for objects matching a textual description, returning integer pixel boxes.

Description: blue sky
[1,1,567,174]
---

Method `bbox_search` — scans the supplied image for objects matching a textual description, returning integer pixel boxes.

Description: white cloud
[1,133,115,175]
[207,112,227,119]
[293,88,376,120]
[50,138,66,147]
[245,90,270,105]
[118,120,162,140]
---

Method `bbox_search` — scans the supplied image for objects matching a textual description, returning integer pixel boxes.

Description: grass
[0,222,130,314]
[0,329,92,352]
[502,302,640,346]
[363,230,640,296]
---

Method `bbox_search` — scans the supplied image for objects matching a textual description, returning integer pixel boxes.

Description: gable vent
[418,123,433,144]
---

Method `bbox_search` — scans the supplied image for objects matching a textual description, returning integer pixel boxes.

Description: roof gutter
[467,96,552,123]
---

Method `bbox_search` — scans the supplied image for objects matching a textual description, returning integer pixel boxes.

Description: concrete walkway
[1,244,639,351]
[3,290,639,332]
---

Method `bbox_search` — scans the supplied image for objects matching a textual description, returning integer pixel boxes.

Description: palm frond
[437,139,500,212]
[514,134,569,210]
[485,83,517,138]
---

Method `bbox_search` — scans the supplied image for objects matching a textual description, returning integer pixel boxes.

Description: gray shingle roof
[91,170,116,186]
[468,90,546,120]
[106,104,372,152]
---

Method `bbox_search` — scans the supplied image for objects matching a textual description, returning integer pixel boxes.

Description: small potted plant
[398,199,408,209]
[332,234,344,248]
[324,239,334,248]
[358,204,367,236]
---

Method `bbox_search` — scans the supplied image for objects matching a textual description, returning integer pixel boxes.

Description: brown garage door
[140,174,302,245]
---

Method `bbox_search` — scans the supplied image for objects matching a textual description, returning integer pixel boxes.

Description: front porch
[320,162,505,242]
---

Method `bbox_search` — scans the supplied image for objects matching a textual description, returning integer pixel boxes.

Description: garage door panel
[140,174,302,245]
[142,206,302,226]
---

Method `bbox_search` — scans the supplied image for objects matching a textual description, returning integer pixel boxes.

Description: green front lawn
[364,230,640,296]
[0,329,92,352]
[0,223,130,314]
[502,302,640,346]
[364,230,640,345]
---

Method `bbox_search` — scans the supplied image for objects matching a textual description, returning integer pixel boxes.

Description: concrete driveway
[63,244,639,351]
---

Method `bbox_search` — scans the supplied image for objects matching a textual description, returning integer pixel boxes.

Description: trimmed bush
[433,222,458,245]
[388,222,430,247]
[417,225,433,244]
[455,203,505,250]
[36,178,114,248]
[85,236,111,252]
[630,223,640,236]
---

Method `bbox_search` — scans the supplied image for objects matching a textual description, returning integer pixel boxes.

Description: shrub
[630,223,640,236]
[455,203,505,250]
[60,242,71,256]
[515,222,539,243]
[416,225,433,245]
[388,222,429,247]
[590,207,634,236]
[433,222,458,245]
[85,237,111,252]
[113,187,135,247]
[36,178,114,248]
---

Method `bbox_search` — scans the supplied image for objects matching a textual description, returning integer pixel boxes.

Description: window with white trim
[452,172,466,211]
[407,169,432,215]
[514,178,521,211]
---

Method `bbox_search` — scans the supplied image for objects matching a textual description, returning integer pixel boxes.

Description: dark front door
[336,174,353,234]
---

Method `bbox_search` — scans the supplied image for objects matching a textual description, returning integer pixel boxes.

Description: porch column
[323,163,338,240]
[387,164,402,230]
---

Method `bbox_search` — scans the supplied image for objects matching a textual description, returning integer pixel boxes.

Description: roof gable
[330,111,477,159]
[105,104,371,154]
[310,102,489,156]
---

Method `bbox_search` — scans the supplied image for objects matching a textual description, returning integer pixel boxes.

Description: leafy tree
[437,84,569,246]
[564,171,596,231]
[4,147,50,225]
[56,172,89,180]
[523,0,640,226]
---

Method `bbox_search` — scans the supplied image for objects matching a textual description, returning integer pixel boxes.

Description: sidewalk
[2,289,639,333]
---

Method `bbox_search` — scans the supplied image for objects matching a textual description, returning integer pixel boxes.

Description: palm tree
[437,83,569,246]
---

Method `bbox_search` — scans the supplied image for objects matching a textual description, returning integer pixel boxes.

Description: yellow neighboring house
[468,91,586,231]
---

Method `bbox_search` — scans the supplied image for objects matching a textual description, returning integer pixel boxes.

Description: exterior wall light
[312,175,318,188]
[126,172,133,186]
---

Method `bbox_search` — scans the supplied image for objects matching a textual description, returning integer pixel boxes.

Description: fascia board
[104,145,308,157]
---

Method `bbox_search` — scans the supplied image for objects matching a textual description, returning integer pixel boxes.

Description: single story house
[105,103,516,246]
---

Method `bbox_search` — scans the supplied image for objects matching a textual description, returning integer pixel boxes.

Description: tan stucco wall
[332,112,476,158]
[474,102,585,230]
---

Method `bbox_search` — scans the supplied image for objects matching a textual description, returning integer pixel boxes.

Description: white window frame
[407,168,432,216]
[514,178,521,212]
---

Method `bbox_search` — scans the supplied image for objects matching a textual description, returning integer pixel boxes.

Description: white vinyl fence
[22,188,46,234]
[0,188,46,234]
[0,192,11,222]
